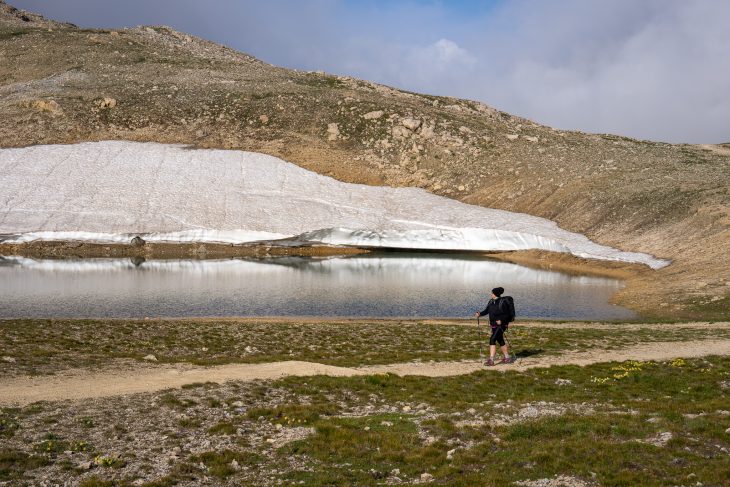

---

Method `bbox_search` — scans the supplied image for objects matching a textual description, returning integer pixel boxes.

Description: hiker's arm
[476,306,489,317]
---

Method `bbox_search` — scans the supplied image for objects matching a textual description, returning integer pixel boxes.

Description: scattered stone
[683,413,706,419]
[446,448,457,460]
[391,125,411,138]
[457,185,465,191]
[380,421,393,427]
[554,378,573,386]
[419,124,435,139]
[505,134,519,141]
[130,236,145,247]
[77,461,93,470]
[275,423,283,430]
[259,114,269,124]
[362,110,384,120]
[244,345,259,354]
[646,417,662,423]
[420,472,434,483]
[523,135,539,143]
[364,426,370,431]
[143,354,158,362]
[643,431,673,447]
[327,122,340,140]
[514,475,595,487]
[230,459,240,470]
[401,117,422,131]
[231,401,244,408]
[725,427,730,434]
[97,97,117,109]
[402,405,411,412]
[2,356,16,363]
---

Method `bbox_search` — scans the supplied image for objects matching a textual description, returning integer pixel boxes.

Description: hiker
[474,287,514,366]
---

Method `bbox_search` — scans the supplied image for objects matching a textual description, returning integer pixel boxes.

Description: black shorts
[489,326,506,346]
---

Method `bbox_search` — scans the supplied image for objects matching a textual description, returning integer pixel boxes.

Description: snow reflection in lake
[0,253,636,319]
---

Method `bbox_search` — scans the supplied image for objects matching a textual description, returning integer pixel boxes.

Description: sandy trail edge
[2,339,729,406]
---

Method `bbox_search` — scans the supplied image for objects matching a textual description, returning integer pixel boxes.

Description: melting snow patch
[0,141,668,268]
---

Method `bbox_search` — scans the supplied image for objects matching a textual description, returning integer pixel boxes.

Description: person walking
[474,287,514,366]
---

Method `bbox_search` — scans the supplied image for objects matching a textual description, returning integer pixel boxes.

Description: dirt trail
[2,339,729,406]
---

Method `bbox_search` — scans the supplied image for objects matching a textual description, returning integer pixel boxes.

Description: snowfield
[0,141,668,268]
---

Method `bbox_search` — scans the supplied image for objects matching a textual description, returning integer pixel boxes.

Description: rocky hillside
[0,1,728,318]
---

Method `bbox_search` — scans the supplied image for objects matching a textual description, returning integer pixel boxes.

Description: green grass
[0,29,29,40]
[2,356,729,485]
[0,449,48,481]
[272,357,730,485]
[294,72,346,89]
[683,294,730,319]
[2,319,729,376]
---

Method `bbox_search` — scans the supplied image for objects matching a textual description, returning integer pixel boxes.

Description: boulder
[391,126,411,139]
[362,110,384,120]
[130,236,146,247]
[97,97,117,109]
[419,124,435,139]
[401,118,422,131]
[28,99,63,115]
[327,123,340,141]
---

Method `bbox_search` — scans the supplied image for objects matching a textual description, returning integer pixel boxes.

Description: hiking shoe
[500,357,515,364]
[484,359,495,366]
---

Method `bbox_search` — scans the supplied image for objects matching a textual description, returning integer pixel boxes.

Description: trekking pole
[477,315,484,361]
[504,326,517,363]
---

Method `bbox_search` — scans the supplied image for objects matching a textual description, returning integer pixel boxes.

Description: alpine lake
[0,252,636,320]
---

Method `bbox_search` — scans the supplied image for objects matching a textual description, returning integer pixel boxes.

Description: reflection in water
[0,254,636,319]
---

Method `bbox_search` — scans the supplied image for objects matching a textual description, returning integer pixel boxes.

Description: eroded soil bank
[0,240,368,259]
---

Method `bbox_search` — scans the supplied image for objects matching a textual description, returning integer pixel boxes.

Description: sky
[11,0,730,144]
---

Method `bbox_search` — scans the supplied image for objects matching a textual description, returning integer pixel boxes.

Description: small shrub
[208,421,237,435]
[0,449,49,481]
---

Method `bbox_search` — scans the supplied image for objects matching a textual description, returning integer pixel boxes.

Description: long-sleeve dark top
[478,298,508,328]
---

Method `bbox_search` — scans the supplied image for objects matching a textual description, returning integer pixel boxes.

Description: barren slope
[0,2,728,318]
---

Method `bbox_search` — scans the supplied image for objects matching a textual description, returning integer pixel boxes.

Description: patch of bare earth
[2,336,729,406]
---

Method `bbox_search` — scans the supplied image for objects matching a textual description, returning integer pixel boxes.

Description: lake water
[0,253,636,320]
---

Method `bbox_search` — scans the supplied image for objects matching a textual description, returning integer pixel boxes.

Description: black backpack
[499,296,516,327]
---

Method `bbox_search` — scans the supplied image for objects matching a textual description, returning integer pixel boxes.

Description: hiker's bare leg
[489,344,496,359]
[501,345,510,358]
